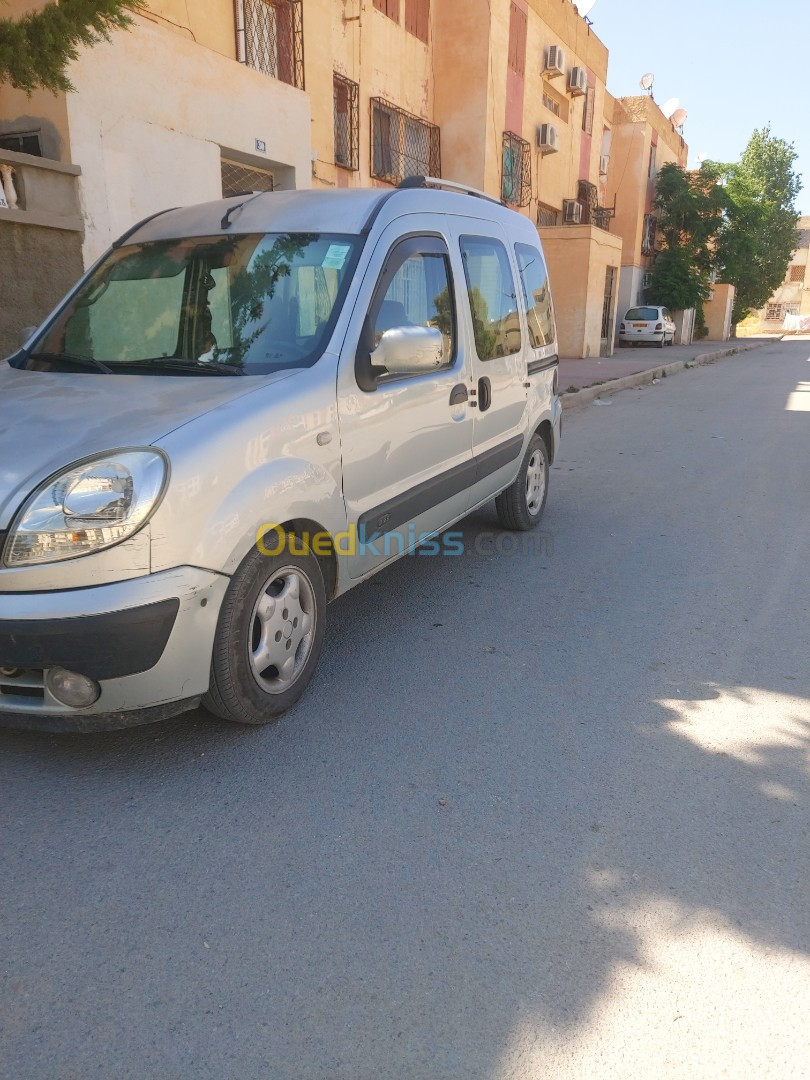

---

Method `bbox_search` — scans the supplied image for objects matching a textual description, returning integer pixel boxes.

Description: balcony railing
[235,0,304,89]
[0,148,83,232]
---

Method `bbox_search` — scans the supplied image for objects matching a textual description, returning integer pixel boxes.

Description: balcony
[0,148,83,232]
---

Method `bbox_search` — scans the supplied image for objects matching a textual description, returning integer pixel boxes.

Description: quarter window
[515,243,556,349]
[459,236,521,360]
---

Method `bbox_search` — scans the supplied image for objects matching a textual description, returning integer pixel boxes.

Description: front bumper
[0,567,229,731]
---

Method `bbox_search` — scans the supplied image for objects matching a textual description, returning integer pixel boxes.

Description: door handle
[478,376,492,413]
[449,383,469,406]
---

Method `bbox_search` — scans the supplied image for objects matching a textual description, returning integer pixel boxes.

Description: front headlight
[3,450,167,567]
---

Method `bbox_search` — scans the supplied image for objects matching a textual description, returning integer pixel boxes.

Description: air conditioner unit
[563,199,582,225]
[544,45,565,77]
[568,66,587,96]
[599,154,610,177]
[536,123,559,154]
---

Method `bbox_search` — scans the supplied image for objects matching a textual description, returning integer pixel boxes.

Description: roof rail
[397,175,505,206]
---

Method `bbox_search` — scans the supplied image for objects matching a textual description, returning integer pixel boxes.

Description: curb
[560,341,767,411]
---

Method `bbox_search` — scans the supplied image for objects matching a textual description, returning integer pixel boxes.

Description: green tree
[0,0,145,95]
[646,162,726,315]
[713,127,802,323]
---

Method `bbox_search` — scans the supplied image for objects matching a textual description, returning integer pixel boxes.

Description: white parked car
[0,178,561,732]
[619,305,676,348]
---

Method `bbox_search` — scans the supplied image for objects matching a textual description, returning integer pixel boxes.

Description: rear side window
[515,243,556,349]
[625,307,660,321]
[459,236,521,360]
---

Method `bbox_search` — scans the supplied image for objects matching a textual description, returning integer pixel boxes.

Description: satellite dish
[661,97,679,120]
[671,107,688,128]
[640,73,655,92]
[576,0,599,15]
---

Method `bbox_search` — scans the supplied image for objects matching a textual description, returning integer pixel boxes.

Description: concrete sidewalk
[559,338,773,410]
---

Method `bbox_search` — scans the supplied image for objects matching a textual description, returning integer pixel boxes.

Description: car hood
[0,362,295,528]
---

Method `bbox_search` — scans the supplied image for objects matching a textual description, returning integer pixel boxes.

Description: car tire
[495,433,549,531]
[203,537,326,725]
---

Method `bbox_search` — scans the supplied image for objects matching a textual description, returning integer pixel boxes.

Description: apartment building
[755,216,810,331]
[603,94,689,332]
[1,0,690,358]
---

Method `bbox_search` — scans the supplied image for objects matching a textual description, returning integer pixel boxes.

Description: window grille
[501,132,531,207]
[235,0,304,89]
[333,73,359,171]
[788,265,805,283]
[765,303,782,320]
[537,203,560,227]
[592,207,612,232]
[221,158,275,198]
[642,213,657,256]
[370,98,440,185]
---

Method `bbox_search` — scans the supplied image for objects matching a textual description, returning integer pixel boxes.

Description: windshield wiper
[27,351,113,374]
[127,358,245,376]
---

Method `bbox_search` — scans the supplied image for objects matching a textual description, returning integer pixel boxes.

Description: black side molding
[528,353,559,376]
[357,434,524,541]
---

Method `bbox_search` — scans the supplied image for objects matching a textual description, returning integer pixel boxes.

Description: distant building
[755,216,810,331]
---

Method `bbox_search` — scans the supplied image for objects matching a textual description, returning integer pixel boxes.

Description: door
[452,222,529,506]
[600,265,617,356]
[337,217,475,578]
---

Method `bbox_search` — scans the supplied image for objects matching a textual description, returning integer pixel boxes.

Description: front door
[451,221,529,507]
[337,216,475,578]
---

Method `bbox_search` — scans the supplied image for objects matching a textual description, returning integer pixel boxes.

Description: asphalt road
[1,339,809,1080]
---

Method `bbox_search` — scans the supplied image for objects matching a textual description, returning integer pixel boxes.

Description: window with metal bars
[501,132,531,208]
[334,74,359,170]
[235,0,304,89]
[537,203,560,227]
[221,158,274,198]
[642,213,657,256]
[370,98,440,185]
[405,0,429,42]
[765,303,783,320]
[788,264,805,283]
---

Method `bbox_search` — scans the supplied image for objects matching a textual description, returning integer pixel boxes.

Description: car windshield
[26,232,361,375]
[625,307,660,321]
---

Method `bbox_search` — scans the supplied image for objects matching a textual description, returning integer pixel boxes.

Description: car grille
[0,668,46,702]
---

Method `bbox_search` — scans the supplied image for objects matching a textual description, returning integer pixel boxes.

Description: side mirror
[19,325,37,348]
[371,325,444,376]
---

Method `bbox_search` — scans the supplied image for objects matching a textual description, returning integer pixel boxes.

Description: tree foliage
[646,162,725,313]
[0,0,145,95]
[714,127,802,322]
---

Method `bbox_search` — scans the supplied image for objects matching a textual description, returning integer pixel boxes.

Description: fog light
[45,668,101,708]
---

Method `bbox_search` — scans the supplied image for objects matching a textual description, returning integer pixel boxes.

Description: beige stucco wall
[539,224,623,358]
[60,12,311,263]
[704,284,735,341]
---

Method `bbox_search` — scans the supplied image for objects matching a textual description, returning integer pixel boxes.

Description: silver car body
[0,186,561,729]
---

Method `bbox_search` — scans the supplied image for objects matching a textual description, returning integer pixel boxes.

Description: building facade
[754,216,810,332]
[1,0,696,358]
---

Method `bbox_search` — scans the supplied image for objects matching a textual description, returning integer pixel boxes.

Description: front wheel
[203,539,326,725]
[495,433,549,531]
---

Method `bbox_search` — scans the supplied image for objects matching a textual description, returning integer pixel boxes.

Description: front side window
[460,236,521,360]
[28,233,361,376]
[515,243,555,348]
[372,248,455,369]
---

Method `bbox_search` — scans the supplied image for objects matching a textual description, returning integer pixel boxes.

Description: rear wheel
[495,433,549,531]
[203,539,326,725]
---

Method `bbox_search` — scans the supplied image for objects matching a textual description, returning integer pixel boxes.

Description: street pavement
[1,339,809,1079]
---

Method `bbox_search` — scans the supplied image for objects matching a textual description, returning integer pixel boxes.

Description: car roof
[121,186,533,246]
